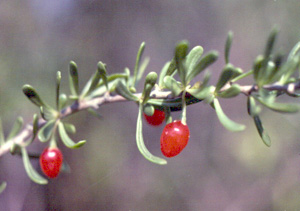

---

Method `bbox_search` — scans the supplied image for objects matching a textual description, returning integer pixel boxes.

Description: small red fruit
[40,147,63,178]
[143,109,165,126]
[160,120,190,157]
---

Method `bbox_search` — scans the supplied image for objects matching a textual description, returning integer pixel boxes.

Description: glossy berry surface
[40,147,63,178]
[160,120,190,157]
[143,109,165,126]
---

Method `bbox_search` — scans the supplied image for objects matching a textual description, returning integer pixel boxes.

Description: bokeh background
[1,0,300,210]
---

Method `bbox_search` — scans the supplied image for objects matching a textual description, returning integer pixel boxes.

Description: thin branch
[1,80,300,157]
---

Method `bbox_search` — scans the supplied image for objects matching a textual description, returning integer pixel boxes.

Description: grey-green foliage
[5,27,300,188]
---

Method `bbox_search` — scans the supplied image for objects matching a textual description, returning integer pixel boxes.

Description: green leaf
[38,120,55,142]
[186,51,218,84]
[253,55,264,82]
[0,118,5,146]
[30,114,39,144]
[7,117,23,140]
[0,181,7,194]
[69,61,79,96]
[97,62,108,90]
[217,84,241,98]
[132,42,146,87]
[213,98,245,132]
[288,41,300,61]
[63,122,76,134]
[186,46,204,77]
[58,93,67,110]
[21,147,48,185]
[40,106,58,121]
[58,122,86,148]
[215,64,237,92]
[187,86,213,100]
[87,108,103,119]
[175,41,189,85]
[264,27,278,63]
[22,85,48,108]
[115,80,139,101]
[163,76,182,96]
[225,31,233,64]
[81,66,103,97]
[166,58,177,77]
[148,95,202,112]
[158,61,171,87]
[255,96,299,113]
[142,72,158,104]
[135,57,150,86]
[247,96,261,117]
[56,71,61,109]
[253,115,271,147]
[136,102,167,165]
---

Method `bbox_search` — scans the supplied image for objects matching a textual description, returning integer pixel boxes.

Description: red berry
[143,109,165,126]
[40,147,63,178]
[160,120,190,157]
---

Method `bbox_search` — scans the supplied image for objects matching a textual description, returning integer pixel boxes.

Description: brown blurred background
[1,0,300,210]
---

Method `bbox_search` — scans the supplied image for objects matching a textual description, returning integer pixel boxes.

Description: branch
[1,80,300,157]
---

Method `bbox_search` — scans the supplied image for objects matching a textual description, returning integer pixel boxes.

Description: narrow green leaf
[7,117,23,140]
[158,61,171,87]
[115,80,139,101]
[175,41,189,85]
[21,147,48,185]
[264,27,278,62]
[63,122,76,134]
[288,42,300,61]
[186,46,204,76]
[186,51,218,84]
[0,182,7,194]
[133,42,146,86]
[247,96,261,117]
[255,97,299,113]
[215,64,237,92]
[166,58,177,77]
[213,98,245,132]
[142,72,158,104]
[30,114,39,143]
[56,71,61,110]
[217,84,241,98]
[69,61,79,96]
[38,120,55,142]
[22,85,47,108]
[87,108,103,119]
[136,102,167,165]
[225,31,233,64]
[148,95,202,112]
[135,57,150,86]
[253,55,264,82]
[97,62,108,90]
[58,93,67,110]
[40,106,58,121]
[187,86,213,100]
[58,122,86,148]
[253,115,271,147]
[0,118,5,146]
[163,76,182,96]
[81,67,102,97]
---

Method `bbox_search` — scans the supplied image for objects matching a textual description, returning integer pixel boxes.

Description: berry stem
[181,90,187,125]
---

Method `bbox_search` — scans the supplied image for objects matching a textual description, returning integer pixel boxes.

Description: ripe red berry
[40,147,63,178]
[143,109,165,126]
[160,120,190,157]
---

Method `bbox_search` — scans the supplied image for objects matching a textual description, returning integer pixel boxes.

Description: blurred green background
[1,0,300,210]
